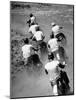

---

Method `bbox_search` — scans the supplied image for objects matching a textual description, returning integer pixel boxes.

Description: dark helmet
[23,38,29,44]
[29,13,33,17]
[36,26,40,31]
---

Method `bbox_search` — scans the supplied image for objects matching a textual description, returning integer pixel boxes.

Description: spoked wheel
[56,33,67,46]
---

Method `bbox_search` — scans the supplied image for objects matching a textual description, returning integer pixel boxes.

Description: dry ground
[10,2,74,98]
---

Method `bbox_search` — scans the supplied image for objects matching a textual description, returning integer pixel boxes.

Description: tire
[57,70,70,95]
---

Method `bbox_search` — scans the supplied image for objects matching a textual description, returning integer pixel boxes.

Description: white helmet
[51,22,56,26]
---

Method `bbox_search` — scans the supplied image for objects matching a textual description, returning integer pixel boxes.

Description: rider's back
[33,31,44,41]
[22,44,33,59]
[28,24,39,35]
[48,38,59,52]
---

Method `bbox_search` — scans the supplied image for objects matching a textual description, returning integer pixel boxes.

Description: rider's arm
[47,44,51,53]
[45,69,48,75]
[50,32,54,38]
[32,35,36,41]
[47,44,50,49]
[42,34,45,40]
[29,34,33,39]
[26,19,31,24]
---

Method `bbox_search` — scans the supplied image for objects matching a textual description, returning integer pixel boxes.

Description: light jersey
[22,44,33,59]
[45,60,60,81]
[33,31,43,41]
[52,25,60,36]
[28,24,39,35]
[48,38,58,52]
[30,16,36,24]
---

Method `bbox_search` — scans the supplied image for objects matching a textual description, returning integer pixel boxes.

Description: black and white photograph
[10,1,74,99]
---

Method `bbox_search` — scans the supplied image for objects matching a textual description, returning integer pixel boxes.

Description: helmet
[51,22,56,26]
[23,38,29,44]
[29,13,33,17]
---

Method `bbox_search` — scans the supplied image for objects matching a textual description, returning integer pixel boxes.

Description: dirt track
[10,2,74,98]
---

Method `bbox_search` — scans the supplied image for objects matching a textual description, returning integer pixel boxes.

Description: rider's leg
[53,50,60,60]
[56,53,60,60]
[50,80,58,95]
[53,84,58,95]
[24,58,28,65]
